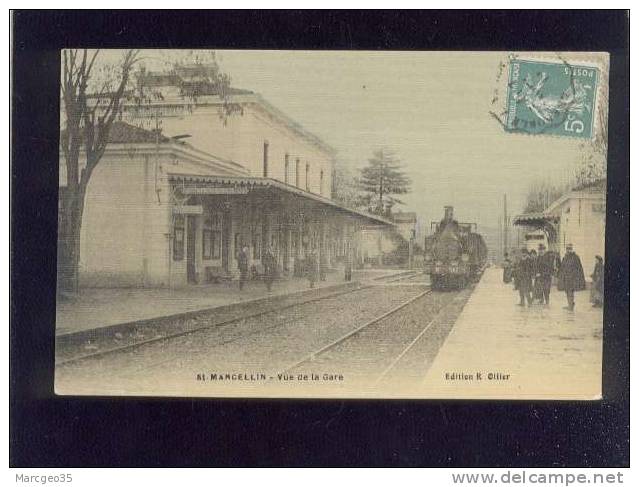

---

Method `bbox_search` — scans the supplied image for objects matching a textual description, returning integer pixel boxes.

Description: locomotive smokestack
[444,206,454,222]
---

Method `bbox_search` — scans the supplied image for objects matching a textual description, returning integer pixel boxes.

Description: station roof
[512,212,560,226]
[168,174,394,227]
[106,121,172,144]
[60,121,172,145]
[130,64,336,156]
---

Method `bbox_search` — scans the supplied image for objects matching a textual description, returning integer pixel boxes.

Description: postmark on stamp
[505,59,599,139]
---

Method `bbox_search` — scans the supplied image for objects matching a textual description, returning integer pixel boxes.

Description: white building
[544,182,606,270]
[122,68,334,198]
[392,211,417,241]
[359,211,417,266]
[513,180,605,278]
[59,69,392,288]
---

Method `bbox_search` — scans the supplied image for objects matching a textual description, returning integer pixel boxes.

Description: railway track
[281,287,433,372]
[280,284,472,388]
[56,270,425,367]
[374,289,472,385]
[372,270,416,281]
[55,272,474,396]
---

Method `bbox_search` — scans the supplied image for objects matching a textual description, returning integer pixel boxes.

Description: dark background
[11,10,630,467]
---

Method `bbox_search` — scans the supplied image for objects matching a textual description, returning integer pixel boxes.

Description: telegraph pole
[498,213,503,262]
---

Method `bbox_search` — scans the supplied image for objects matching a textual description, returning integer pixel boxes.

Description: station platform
[55,268,408,336]
[423,266,603,400]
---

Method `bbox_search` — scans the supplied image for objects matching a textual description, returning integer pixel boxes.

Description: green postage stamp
[506,59,599,139]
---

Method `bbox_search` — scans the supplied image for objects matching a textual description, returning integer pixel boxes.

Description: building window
[284,154,289,184]
[295,158,300,187]
[263,141,269,177]
[234,233,243,259]
[320,170,324,195]
[173,215,185,261]
[202,229,213,259]
[305,162,310,191]
[252,233,262,260]
[202,214,222,260]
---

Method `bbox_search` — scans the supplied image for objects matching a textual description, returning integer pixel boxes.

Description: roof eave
[166,174,392,226]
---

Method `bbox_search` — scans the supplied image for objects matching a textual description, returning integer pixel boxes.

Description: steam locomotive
[423,206,488,290]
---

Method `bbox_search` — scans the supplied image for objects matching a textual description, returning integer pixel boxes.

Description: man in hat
[319,250,328,282]
[237,245,250,291]
[306,249,319,289]
[535,243,556,306]
[502,252,513,284]
[528,249,540,302]
[262,245,278,292]
[557,243,586,311]
[515,248,534,306]
[344,246,353,282]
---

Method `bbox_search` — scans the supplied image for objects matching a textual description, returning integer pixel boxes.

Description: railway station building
[513,179,606,272]
[59,68,392,288]
[359,211,417,266]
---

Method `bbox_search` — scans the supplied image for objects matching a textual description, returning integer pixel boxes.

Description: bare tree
[522,180,570,213]
[575,62,609,188]
[58,49,239,292]
[331,161,360,209]
[491,54,609,190]
[59,49,140,292]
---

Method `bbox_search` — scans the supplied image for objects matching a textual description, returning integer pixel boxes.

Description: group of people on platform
[236,246,331,292]
[502,243,604,311]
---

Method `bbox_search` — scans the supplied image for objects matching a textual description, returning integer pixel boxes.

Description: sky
[213,50,587,235]
[90,49,594,238]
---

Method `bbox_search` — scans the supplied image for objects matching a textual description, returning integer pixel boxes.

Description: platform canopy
[512,212,560,243]
[512,212,560,226]
[168,174,394,227]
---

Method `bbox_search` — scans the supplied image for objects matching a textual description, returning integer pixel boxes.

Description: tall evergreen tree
[358,148,411,216]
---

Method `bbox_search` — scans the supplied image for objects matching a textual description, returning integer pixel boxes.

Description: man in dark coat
[515,248,534,307]
[535,244,556,306]
[529,249,541,303]
[319,251,328,282]
[262,246,277,292]
[557,243,586,311]
[344,247,353,282]
[306,250,319,289]
[237,246,249,291]
[502,252,513,284]
[511,252,520,291]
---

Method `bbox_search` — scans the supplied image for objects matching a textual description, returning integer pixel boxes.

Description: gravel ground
[55,284,429,396]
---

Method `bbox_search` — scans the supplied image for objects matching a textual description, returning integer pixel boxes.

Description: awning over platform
[512,212,560,243]
[168,174,394,227]
[512,212,560,226]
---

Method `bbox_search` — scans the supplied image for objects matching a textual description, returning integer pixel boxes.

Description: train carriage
[423,206,488,290]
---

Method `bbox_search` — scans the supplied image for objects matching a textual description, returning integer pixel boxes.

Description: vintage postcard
[54,50,609,399]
